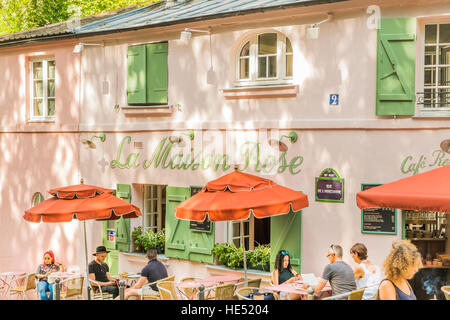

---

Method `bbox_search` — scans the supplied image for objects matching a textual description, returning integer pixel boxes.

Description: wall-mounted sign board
[315,168,344,203]
[361,184,397,235]
[189,186,212,233]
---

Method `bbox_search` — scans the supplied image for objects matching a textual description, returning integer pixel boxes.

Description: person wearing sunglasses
[307,244,356,299]
[271,250,302,300]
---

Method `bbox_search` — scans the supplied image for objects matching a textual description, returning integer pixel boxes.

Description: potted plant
[131,226,143,252]
[248,244,271,271]
[212,243,234,265]
[226,245,244,269]
[155,228,165,254]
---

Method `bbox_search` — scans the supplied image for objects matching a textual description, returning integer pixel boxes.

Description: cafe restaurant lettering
[110,136,305,175]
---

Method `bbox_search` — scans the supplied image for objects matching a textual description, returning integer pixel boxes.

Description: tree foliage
[0,0,159,35]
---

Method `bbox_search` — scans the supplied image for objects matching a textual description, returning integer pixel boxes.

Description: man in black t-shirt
[120,248,168,300]
[88,246,119,298]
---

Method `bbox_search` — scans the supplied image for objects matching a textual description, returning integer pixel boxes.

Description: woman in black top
[271,250,302,299]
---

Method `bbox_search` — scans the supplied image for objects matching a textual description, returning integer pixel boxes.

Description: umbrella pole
[240,221,248,287]
[83,220,91,300]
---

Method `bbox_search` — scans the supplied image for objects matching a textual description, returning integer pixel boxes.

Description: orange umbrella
[24,185,141,223]
[24,183,141,298]
[356,165,450,213]
[175,170,309,285]
[175,171,309,222]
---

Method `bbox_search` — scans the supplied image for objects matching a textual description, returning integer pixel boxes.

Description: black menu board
[361,184,397,235]
[189,186,212,232]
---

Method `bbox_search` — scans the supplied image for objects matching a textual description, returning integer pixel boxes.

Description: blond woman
[378,240,422,300]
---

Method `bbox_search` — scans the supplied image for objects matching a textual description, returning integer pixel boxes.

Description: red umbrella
[24,182,142,295]
[356,165,450,213]
[175,170,309,285]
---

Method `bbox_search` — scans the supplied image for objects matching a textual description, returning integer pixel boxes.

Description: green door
[376,18,417,116]
[165,186,215,263]
[270,209,302,273]
[102,184,132,276]
[165,186,190,260]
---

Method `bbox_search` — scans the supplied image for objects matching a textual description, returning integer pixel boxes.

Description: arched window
[236,32,293,85]
[32,192,44,206]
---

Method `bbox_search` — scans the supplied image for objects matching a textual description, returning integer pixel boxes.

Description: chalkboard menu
[189,186,212,232]
[361,184,397,235]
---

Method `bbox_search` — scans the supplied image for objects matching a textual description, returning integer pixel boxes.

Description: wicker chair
[157,281,178,300]
[60,276,84,300]
[348,288,365,300]
[140,275,175,300]
[87,279,114,300]
[442,286,450,300]
[214,283,235,300]
[235,287,260,300]
[8,273,36,300]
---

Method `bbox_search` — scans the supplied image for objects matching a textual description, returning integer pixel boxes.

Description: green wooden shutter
[115,184,131,252]
[146,42,168,104]
[376,18,417,116]
[165,186,190,260]
[127,45,147,104]
[270,209,302,273]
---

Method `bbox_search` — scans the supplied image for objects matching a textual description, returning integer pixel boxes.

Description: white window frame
[417,19,450,116]
[234,32,293,87]
[29,58,56,121]
[143,184,163,233]
[228,217,255,251]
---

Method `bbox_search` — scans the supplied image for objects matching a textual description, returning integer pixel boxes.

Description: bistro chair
[348,288,365,300]
[87,279,114,300]
[8,273,36,300]
[442,286,450,300]
[60,276,84,300]
[236,287,276,300]
[157,281,178,300]
[214,283,235,300]
[140,275,175,300]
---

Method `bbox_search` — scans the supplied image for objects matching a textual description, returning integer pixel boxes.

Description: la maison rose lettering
[110,136,304,175]
[401,149,450,175]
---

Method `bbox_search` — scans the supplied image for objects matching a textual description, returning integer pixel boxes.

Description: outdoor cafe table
[48,272,82,286]
[0,272,26,298]
[202,275,242,285]
[176,280,216,300]
[112,273,141,287]
[264,280,332,300]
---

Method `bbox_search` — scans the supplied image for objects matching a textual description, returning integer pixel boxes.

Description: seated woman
[350,243,381,300]
[35,250,64,300]
[271,250,302,300]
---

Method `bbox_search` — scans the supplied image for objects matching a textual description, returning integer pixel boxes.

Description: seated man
[120,248,168,300]
[88,246,119,299]
[309,244,356,300]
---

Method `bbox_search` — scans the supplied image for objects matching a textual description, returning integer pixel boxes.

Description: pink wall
[0,42,82,273]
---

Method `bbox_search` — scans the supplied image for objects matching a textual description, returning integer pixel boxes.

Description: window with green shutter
[376,18,417,116]
[127,42,168,105]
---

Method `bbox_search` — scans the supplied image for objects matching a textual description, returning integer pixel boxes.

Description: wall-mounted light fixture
[180,28,210,43]
[306,13,334,40]
[169,130,195,144]
[440,139,450,154]
[82,133,106,149]
[268,131,298,152]
[73,42,103,53]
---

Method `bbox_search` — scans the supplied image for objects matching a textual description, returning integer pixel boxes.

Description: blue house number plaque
[329,94,339,105]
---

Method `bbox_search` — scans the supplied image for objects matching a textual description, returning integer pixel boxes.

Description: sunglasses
[326,245,336,258]
[281,250,289,256]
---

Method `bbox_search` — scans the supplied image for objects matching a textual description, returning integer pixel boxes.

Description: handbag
[244,292,275,300]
